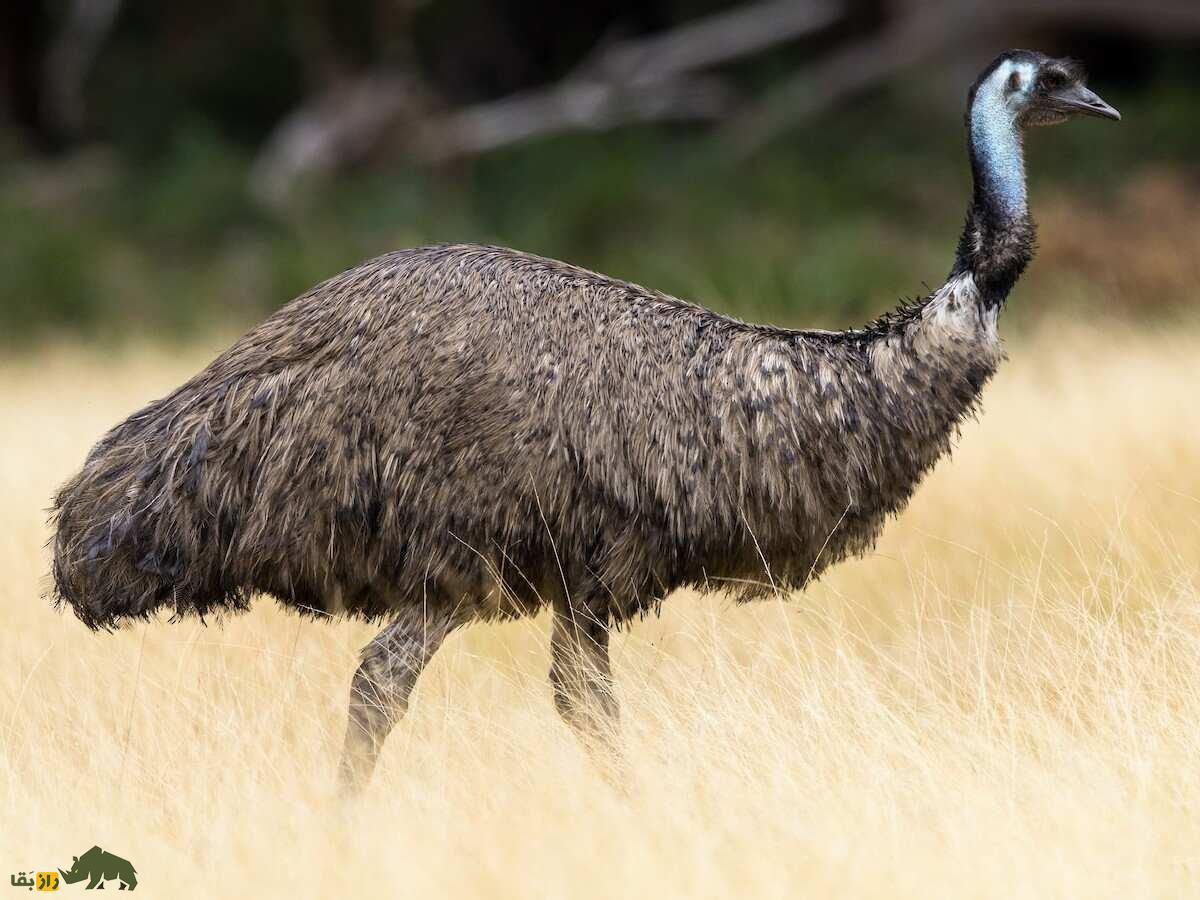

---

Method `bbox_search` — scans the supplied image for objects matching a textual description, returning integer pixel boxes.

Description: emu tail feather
[49,405,253,630]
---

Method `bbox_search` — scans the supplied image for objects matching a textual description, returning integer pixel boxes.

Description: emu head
[969,50,1121,130]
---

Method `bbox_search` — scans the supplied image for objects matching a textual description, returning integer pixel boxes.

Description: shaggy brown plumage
[51,244,999,628]
[48,50,1118,789]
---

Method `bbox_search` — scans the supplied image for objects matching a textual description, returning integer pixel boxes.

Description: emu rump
[51,51,1118,790]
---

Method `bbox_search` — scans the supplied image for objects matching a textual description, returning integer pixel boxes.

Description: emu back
[52,244,938,629]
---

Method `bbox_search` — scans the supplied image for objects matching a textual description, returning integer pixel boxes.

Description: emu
[51,51,1118,791]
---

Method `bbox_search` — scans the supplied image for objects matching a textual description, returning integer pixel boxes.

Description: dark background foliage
[1,0,1197,344]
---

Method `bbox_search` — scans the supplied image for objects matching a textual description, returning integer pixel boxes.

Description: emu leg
[339,608,460,793]
[549,598,622,775]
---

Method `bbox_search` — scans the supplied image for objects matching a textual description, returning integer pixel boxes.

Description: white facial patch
[1002,61,1037,103]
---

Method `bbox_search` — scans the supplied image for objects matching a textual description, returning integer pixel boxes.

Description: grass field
[3,322,1200,898]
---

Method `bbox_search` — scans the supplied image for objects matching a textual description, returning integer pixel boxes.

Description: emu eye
[1039,70,1066,91]
[1007,71,1022,92]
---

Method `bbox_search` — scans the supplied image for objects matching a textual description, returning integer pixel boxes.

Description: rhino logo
[57,846,137,891]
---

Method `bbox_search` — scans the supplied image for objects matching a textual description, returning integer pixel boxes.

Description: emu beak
[1054,84,1121,121]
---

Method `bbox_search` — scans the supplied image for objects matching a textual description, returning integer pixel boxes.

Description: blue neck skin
[968,86,1027,222]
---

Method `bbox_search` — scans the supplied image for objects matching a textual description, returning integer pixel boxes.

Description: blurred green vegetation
[1,73,1197,347]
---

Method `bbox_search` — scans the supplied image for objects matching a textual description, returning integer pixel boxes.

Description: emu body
[50,51,1118,789]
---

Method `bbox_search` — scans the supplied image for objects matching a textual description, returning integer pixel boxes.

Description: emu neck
[971,89,1027,219]
[953,86,1035,305]
[845,84,1026,472]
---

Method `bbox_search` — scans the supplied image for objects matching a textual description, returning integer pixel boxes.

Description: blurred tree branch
[250,0,1200,206]
[250,0,844,206]
[725,0,966,156]
[249,67,432,208]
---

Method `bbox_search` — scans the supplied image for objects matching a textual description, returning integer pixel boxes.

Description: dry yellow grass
[3,322,1200,898]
